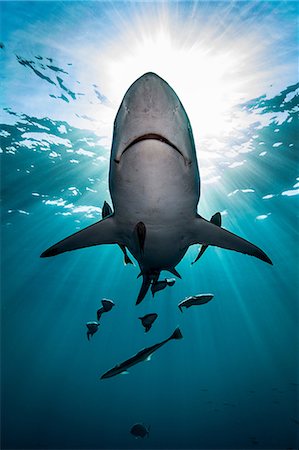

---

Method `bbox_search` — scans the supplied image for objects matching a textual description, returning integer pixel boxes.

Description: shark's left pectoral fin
[41,216,119,257]
[189,217,272,265]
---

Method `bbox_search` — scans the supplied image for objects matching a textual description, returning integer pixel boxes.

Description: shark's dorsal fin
[40,216,119,257]
[189,217,272,264]
[210,212,222,227]
[102,201,113,218]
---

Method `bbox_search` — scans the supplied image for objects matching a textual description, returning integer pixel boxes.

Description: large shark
[41,72,272,303]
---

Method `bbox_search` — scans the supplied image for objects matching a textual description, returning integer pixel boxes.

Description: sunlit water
[1,1,298,449]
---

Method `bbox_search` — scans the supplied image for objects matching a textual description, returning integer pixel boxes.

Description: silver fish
[178,294,214,312]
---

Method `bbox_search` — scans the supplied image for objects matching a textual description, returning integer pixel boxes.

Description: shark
[41,72,272,303]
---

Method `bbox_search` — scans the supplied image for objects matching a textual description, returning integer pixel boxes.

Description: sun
[97,10,266,152]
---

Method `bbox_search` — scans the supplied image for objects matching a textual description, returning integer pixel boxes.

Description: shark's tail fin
[136,275,151,305]
[188,217,272,265]
[170,327,183,340]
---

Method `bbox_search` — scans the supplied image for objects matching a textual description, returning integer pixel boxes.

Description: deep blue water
[1,2,299,449]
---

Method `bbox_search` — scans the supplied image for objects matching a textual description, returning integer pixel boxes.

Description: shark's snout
[111,72,198,166]
[125,72,171,112]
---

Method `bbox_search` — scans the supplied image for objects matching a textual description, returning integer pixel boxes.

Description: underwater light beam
[94,4,278,147]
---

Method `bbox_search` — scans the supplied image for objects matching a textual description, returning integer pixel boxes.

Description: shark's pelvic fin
[40,216,119,258]
[119,244,134,265]
[189,217,272,265]
[166,267,182,279]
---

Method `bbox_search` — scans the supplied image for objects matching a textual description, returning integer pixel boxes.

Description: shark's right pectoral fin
[189,217,272,265]
[41,216,119,257]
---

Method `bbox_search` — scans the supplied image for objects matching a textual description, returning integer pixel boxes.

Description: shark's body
[41,72,272,303]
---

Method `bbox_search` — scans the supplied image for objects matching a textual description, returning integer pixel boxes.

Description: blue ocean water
[1,1,298,449]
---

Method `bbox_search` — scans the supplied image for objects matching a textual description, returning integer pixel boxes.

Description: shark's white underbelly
[110,140,199,222]
[109,140,200,270]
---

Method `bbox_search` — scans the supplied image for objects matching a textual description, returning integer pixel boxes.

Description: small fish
[139,313,158,332]
[151,278,176,296]
[97,298,115,321]
[102,201,133,265]
[130,423,150,439]
[86,321,99,340]
[249,436,259,446]
[178,294,214,312]
[192,212,222,264]
[151,280,167,295]
[0,42,5,50]
[166,278,176,286]
[101,327,183,379]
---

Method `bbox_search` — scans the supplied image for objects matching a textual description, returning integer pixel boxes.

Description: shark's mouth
[114,133,188,164]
